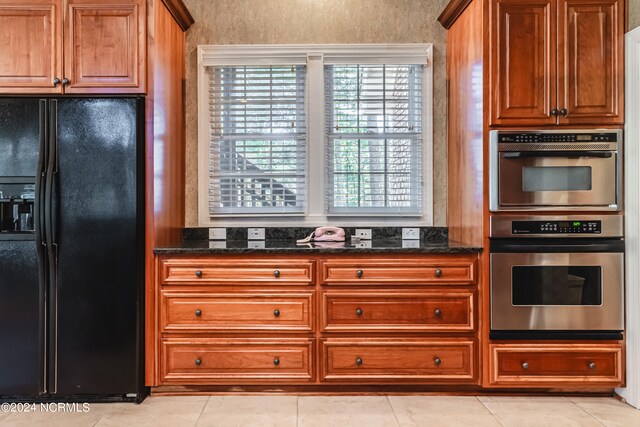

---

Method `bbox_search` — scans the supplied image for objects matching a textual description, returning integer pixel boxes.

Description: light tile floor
[0,395,639,426]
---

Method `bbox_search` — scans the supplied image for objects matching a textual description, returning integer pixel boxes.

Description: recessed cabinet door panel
[65,0,145,93]
[557,0,623,124]
[491,0,557,126]
[0,1,61,93]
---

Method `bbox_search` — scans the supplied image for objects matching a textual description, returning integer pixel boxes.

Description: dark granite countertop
[154,239,482,255]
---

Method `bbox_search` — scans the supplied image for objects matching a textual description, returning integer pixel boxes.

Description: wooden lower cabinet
[321,339,476,383]
[489,344,624,387]
[161,339,315,383]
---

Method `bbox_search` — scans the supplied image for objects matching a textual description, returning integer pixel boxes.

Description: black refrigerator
[0,97,145,401]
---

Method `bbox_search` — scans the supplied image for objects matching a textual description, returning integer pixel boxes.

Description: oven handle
[490,239,624,253]
[503,151,613,159]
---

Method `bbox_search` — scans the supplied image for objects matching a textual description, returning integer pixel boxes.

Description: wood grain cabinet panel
[490,0,556,125]
[321,258,476,286]
[321,291,474,333]
[557,0,623,124]
[322,339,475,382]
[490,344,623,386]
[161,291,315,332]
[65,0,145,93]
[0,1,62,93]
[161,339,314,383]
[160,258,315,286]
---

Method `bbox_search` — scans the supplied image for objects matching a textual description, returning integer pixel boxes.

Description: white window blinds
[325,64,423,214]
[207,65,307,215]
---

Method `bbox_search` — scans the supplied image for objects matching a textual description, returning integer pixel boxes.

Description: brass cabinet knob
[195,270,203,278]
[62,78,70,85]
[195,358,202,366]
[589,362,596,370]
[434,268,442,278]
[522,362,529,369]
[195,309,202,317]
[356,269,363,278]
[434,357,442,366]
[273,358,280,366]
[53,78,61,85]
[434,308,442,317]
[355,308,363,316]
[273,309,280,317]
[273,270,280,278]
[355,357,363,365]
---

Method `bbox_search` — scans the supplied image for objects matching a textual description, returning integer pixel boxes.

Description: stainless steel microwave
[489,130,622,211]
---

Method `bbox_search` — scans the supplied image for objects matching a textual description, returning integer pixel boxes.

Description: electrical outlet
[209,228,227,240]
[402,227,420,240]
[208,241,227,249]
[248,240,265,249]
[355,240,372,248]
[402,239,420,248]
[355,229,372,240]
[247,227,265,240]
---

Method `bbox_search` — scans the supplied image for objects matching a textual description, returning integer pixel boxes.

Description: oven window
[522,166,592,191]
[512,266,602,305]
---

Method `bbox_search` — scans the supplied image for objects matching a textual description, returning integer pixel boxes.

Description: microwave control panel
[512,220,601,234]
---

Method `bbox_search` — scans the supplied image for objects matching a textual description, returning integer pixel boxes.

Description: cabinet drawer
[161,291,315,332]
[320,258,475,285]
[322,339,475,382]
[490,344,623,386]
[161,339,314,383]
[159,258,315,286]
[322,291,474,332]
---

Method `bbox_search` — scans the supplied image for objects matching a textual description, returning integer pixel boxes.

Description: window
[198,45,433,226]
[325,64,423,214]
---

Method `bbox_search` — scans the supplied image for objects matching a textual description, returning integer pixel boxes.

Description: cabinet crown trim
[438,0,474,29]
[161,0,194,31]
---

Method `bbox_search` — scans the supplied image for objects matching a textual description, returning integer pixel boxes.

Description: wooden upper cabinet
[0,1,62,93]
[0,0,145,94]
[64,0,145,93]
[491,0,557,126]
[490,0,624,126]
[557,0,623,124]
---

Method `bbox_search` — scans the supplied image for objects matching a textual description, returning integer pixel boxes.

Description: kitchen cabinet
[490,0,624,126]
[0,0,145,94]
[149,253,480,388]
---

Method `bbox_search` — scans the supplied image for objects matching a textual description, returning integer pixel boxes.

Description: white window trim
[197,44,434,227]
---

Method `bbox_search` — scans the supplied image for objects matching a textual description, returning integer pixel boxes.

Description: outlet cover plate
[209,228,227,240]
[402,228,420,240]
[355,229,372,240]
[247,228,265,240]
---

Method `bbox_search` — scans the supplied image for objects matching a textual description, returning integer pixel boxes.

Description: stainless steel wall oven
[489,216,624,340]
[489,130,622,212]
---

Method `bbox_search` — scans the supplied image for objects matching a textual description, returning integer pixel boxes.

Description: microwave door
[498,153,617,209]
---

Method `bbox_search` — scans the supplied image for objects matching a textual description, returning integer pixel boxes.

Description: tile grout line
[296,395,299,427]
[572,401,608,427]
[386,396,402,427]
[193,395,211,427]
[475,396,507,427]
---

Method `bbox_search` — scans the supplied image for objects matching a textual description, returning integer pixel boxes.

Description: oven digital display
[511,220,601,234]
[576,135,592,141]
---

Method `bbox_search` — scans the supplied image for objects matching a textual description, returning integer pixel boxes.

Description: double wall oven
[488,130,624,340]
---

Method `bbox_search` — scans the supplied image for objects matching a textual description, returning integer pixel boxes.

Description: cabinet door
[0,1,62,93]
[557,0,623,124]
[64,0,145,93]
[490,0,557,126]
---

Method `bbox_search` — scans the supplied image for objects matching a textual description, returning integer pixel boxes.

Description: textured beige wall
[182,0,450,226]
[632,0,640,30]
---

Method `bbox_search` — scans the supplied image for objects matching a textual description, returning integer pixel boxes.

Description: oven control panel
[497,133,618,143]
[512,220,601,234]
